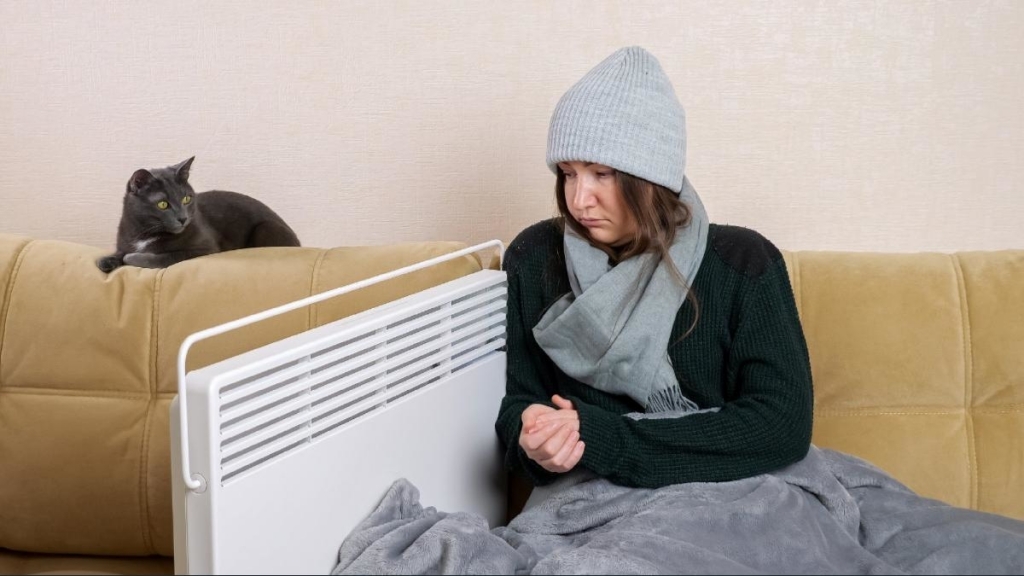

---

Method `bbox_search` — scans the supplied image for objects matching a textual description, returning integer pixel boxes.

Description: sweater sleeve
[572,260,814,488]
[493,251,561,486]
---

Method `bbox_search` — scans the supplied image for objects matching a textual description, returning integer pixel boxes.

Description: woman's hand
[519,395,585,473]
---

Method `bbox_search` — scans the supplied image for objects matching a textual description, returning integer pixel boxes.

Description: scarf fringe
[644,386,701,414]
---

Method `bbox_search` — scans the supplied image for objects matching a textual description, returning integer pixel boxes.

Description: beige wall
[1,1,1021,253]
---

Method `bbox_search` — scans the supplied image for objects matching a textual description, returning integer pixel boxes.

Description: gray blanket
[333,448,1024,575]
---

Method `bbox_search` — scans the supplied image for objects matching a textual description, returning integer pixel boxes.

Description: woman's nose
[572,181,597,210]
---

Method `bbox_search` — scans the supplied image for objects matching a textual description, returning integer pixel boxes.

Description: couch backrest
[3,236,1021,557]
[0,235,482,556]
[783,250,1024,521]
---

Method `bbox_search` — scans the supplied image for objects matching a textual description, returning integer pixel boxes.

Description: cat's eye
[182,196,192,205]
[157,201,169,210]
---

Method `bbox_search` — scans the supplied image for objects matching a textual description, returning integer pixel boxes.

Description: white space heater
[170,242,508,574]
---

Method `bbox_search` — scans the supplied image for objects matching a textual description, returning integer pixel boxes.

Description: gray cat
[97,157,300,272]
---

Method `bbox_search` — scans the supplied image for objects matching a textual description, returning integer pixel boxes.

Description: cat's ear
[174,156,196,182]
[128,169,154,194]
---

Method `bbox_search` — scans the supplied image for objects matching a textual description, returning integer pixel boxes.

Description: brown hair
[555,169,701,340]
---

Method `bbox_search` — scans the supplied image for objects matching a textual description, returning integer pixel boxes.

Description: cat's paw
[97,255,123,273]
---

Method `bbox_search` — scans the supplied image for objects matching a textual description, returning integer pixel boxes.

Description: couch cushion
[959,251,1024,518]
[0,235,481,556]
[783,250,1024,520]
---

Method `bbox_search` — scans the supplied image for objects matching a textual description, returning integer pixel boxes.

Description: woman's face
[559,161,636,247]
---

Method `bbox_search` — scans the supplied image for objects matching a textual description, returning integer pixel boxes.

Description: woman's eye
[564,172,576,179]
[182,196,192,205]
[157,201,169,210]
[597,171,613,178]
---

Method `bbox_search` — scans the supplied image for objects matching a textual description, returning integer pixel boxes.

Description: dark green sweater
[495,219,814,489]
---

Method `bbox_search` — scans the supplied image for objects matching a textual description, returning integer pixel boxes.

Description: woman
[495,46,814,490]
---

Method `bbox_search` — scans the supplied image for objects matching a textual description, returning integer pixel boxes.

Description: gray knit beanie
[547,46,687,194]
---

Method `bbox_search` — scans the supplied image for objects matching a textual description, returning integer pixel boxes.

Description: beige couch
[0,233,1021,574]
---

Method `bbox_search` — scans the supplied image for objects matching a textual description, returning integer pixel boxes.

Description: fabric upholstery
[783,250,1024,520]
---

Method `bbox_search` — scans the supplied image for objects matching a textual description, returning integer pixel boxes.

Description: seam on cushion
[951,254,977,510]
[816,405,969,413]
[0,239,33,390]
[139,268,165,553]
[139,395,156,553]
[0,386,177,398]
[815,408,964,416]
[971,403,1024,412]
[152,268,165,395]
[308,249,328,329]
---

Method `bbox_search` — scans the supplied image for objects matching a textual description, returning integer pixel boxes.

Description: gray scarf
[533,177,710,415]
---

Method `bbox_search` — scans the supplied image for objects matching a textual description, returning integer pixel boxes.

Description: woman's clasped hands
[519,394,586,473]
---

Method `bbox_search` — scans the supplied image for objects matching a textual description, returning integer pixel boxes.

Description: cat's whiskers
[132,223,168,241]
